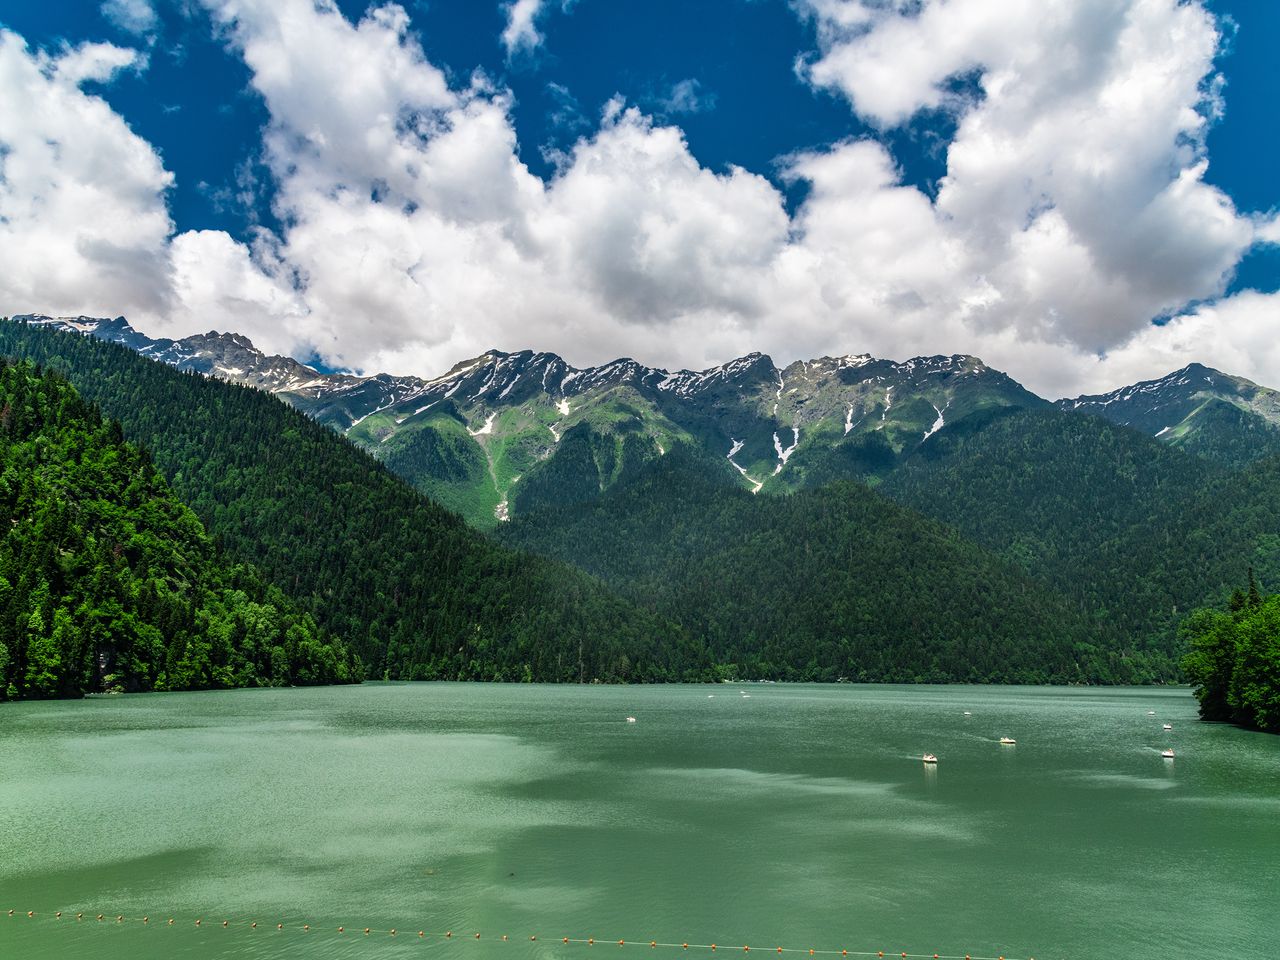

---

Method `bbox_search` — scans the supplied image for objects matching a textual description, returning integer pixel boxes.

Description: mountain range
[17,314,1280,526]
[5,312,1280,691]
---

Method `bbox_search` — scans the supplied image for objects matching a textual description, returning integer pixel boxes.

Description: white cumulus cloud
[1,0,1277,399]
[101,0,160,39]
[501,0,548,57]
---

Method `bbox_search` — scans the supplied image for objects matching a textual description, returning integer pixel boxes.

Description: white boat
[999,737,1016,745]
[963,711,972,716]
[922,753,938,764]
[626,716,637,723]
[1161,748,1175,759]
[1163,724,1172,731]
[1147,711,1156,716]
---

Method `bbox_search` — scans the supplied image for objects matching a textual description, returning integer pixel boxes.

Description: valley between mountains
[5,314,1280,694]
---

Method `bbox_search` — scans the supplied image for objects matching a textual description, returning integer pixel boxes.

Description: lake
[1,684,1276,960]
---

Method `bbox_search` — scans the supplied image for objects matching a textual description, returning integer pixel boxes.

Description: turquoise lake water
[1,683,1276,959]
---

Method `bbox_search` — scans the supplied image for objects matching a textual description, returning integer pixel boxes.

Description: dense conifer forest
[4,320,1279,696]
[0,360,360,699]
[502,445,1157,683]
[0,321,694,686]
[880,409,1280,657]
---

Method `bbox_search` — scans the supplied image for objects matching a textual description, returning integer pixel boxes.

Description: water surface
[1,684,1276,959]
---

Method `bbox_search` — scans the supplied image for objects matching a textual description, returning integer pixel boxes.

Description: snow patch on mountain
[468,412,498,437]
[923,403,946,440]
[772,428,799,475]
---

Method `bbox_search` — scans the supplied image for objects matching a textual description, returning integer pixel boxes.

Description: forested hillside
[0,321,693,683]
[9,319,1277,689]
[0,360,360,699]
[1182,576,1280,733]
[881,409,1280,652]
[501,445,1160,683]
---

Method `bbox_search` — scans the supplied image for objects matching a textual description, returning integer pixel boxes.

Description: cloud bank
[0,0,1276,397]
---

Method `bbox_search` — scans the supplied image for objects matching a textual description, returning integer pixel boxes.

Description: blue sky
[0,0,1277,395]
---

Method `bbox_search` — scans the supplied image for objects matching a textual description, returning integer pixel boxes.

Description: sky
[0,0,1277,397]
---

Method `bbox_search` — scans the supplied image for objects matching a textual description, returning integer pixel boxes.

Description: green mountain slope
[0,321,692,683]
[1061,363,1280,468]
[879,408,1280,652]
[0,359,361,700]
[15,318,1052,524]
[501,444,1144,683]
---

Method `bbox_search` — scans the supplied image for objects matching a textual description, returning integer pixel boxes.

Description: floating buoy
[303,924,310,931]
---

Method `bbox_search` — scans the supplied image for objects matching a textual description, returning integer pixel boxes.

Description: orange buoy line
[2,908,1034,960]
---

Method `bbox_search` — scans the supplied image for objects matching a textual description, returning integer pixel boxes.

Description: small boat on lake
[1161,748,1175,759]
[1147,710,1156,716]
[922,753,938,764]
[626,716,637,723]
[999,737,1016,745]
[963,711,972,716]
[1163,724,1172,731]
